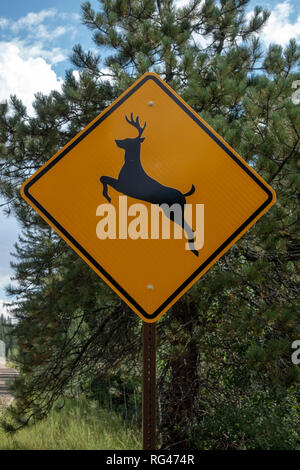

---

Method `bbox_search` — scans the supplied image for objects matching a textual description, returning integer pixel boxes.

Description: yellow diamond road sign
[21,72,276,322]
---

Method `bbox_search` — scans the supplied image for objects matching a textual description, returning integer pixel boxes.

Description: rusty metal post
[142,321,157,450]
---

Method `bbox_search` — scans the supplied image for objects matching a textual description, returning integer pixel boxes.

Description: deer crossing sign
[21,72,276,322]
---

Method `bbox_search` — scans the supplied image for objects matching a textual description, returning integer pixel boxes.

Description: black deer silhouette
[100,113,198,256]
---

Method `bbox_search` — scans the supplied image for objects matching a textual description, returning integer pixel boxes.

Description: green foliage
[87,369,142,423]
[0,397,141,450]
[0,0,299,449]
[193,391,300,450]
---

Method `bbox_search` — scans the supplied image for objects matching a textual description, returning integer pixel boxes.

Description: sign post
[20,72,276,450]
[142,322,157,450]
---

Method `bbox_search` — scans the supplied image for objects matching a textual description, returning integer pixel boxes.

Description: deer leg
[100,176,120,203]
[183,218,199,257]
[160,204,199,257]
[178,202,199,257]
[177,203,199,257]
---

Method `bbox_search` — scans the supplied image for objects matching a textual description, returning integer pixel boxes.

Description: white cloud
[72,70,80,81]
[0,42,63,115]
[263,1,300,46]
[99,67,116,84]
[0,299,17,322]
[0,9,77,43]
[28,23,73,44]
[59,12,81,21]
[18,42,67,65]
[0,275,12,290]
[23,22,75,43]
[247,1,300,47]
[0,8,76,115]
[3,38,67,65]
[50,26,72,40]
[174,0,191,8]
[72,68,115,84]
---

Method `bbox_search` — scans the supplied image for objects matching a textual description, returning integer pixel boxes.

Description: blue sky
[0,0,299,300]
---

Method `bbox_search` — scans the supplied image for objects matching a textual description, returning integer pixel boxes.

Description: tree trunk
[160,299,201,449]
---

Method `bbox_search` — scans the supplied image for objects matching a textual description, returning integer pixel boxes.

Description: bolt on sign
[21,72,276,323]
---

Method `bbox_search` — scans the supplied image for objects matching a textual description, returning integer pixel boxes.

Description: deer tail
[183,184,195,197]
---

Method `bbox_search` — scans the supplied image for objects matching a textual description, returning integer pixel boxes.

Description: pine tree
[0,1,299,449]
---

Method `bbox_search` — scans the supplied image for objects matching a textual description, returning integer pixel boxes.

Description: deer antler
[125,113,146,137]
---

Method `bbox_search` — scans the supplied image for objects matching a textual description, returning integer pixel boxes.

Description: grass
[4,359,19,369]
[0,397,142,450]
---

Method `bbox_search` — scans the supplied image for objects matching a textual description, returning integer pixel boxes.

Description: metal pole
[142,321,157,450]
